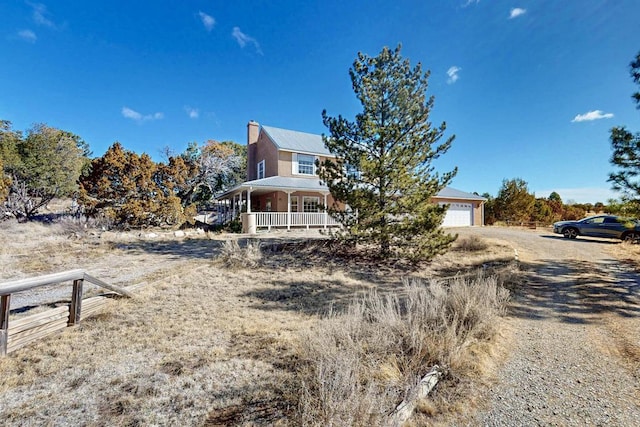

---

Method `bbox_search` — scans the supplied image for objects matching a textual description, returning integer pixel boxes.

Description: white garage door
[441,203,473,227]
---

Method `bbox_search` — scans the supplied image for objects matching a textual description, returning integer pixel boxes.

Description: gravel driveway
[457,227,640,426]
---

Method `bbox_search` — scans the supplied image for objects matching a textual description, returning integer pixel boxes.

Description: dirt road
[458,227,640,426]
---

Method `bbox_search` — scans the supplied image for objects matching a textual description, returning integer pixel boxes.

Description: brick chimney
[247,120,259,145]
[247,121,259,180]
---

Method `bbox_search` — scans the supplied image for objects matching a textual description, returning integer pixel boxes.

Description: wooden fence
[504,220,550,229]
[0,270,133,356]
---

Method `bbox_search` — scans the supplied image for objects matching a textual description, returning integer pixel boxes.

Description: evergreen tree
[532,198,554,224]
[594,202,605,213]
[548,191,562,203]
[481,193,497,225]
[0,120,19,204]
[494,178,535,222]
[609,51,640,211]
[547,192,564,221]
[79,142,187,227]
[1,122,87,219]
[154,140,245,209]
[319,45,457,260]
[80,140,246,228]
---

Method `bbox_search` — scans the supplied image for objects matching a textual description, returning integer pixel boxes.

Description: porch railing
[254,212,340,230]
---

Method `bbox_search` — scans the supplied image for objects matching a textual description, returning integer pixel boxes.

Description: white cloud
[509,8,527,19]
[198,11,215,32]
[184,106,199,119]
[447,66,461,84]
[17,29,37,43]
[571,110,614,122]
[121,107,164,122]
[122,107,142,121]
[232,27,263,55]
[462,0,480,7]
[27,2,56,28]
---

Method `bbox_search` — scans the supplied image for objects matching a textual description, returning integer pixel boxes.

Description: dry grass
[296,273,510,426]
[0,219,92,278]
[608,239,640,266]
[599,243,640,382]
[453,235,489,252]
[216,239,263,269]
[1,265,306,425]
[0,221,519,426]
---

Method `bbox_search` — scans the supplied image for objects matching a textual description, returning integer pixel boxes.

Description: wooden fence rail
[0,270,133,356]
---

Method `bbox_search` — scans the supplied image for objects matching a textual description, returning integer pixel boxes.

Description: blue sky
[2,1,639,203]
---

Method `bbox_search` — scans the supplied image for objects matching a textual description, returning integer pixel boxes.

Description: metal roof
[220,180,484,202]
[435,187,486,201]
[261,125,334,157]
[218,176,330,198]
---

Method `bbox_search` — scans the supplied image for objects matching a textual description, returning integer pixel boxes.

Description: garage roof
[434,187,486,201]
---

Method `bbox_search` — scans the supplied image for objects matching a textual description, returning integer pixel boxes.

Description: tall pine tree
[609,51,640,211]
[319,45,457,260]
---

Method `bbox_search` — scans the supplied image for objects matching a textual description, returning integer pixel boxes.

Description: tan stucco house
[218,121,485,231]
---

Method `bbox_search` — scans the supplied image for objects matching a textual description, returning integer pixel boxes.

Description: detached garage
[433,187,486,227]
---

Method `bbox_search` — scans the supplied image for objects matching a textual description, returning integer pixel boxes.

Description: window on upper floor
[292,153,316,176]
[257,160,265,179]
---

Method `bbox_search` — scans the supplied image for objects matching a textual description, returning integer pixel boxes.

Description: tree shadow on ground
[540,234,622,245]
[510,258,640,324]
[243,251,517,317]
[242,277,408,316]
[431,257,516,279]
[110,234,337,261]
[110,237,224,261]
[204,387,293,426]
[118,234,516,317]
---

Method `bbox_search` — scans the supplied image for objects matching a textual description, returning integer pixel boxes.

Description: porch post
[247,188,252,213]
[287,192,292,231]
[323,193,328,229]
[232,194,236,219]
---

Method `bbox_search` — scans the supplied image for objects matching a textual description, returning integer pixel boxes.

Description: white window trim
[290,196,299,213]
[257,159,265,179]
[292,153,317,176]
[303,196,320,213]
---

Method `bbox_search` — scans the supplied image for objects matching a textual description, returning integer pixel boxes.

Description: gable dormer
[246,121,335,181]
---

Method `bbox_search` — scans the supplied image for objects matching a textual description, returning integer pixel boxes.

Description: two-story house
[217,121,485,233]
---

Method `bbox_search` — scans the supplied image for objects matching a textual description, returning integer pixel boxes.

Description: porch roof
[218,178,484,203]
[218,176,330,199]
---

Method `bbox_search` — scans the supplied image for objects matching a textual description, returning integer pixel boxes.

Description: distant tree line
[482,178,619,226]
[0,120,245,227]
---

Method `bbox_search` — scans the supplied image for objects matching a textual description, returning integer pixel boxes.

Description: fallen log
[387,365,444,427]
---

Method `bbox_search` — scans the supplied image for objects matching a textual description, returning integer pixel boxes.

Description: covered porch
[216,176,341,233]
